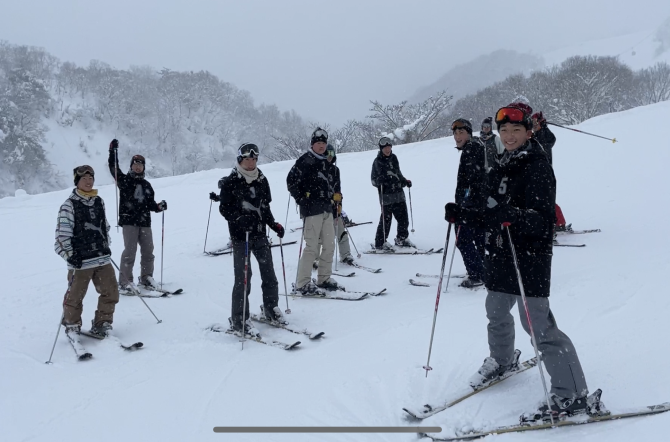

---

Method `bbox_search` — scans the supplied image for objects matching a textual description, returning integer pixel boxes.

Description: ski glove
[270,222,285,238]
[485,203,519,227]
[209,192,220,202]
[532,112,546,127]
[405,179,412,188]
[67,253,83,269]
[157,200,167,211]
[445,203,460,223]
[333,192,342,202]
[109,139,118,151]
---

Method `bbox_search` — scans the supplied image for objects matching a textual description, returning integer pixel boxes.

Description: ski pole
[278,236,291,314]
[380,184,387,245]
[111,259,162,324]
[240,231,250,349]
[46,271,76,364]
[293,219,305,293]
[443,225,462,292]
[423,223,453,377]
[114,148,120,232]
[334,217,338,271]
[160,211,165,290]
[342,222,361,259]
[547,121,617,143]
[409,187,415,233]
[203,200,213,253]
[284,194,291,229]
[504,223,555,424]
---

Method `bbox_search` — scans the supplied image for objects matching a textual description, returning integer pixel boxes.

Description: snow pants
[231,237,278,325]
[486,290,588,399]
[296,212,334,288]
[63,264,119,327]
[119,225,154,286]
[456,224,486,281]
[374,201,409,247]
[318,215,352,262]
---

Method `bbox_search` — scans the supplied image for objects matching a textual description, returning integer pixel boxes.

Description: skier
[445,102,591,421]
[54,165,119,337]
[371,137,414,250]
[316,144,355,266]
[531,111,571,233]
[218,143,286,335]
[286,128,339,294]
[479,116,497,150]
[452,118,486,289]
[108,139,167,294]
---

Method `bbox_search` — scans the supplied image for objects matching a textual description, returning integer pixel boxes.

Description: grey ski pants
[318,215,352,261]
[119,225,154,286]
[296,212,334,288]
[486,290,588,399]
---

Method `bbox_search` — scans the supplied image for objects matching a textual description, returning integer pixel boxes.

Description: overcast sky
[2,0,670,125]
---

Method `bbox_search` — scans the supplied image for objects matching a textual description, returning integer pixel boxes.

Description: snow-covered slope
[2,102,669,442]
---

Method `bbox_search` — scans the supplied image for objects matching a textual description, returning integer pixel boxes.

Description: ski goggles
[238,143,259,159]
[131,155,145,165]
[313,129,328,139]
[495,107,529,125]
[379,137,393,147]
[326,147,336,158]
[74,165,95,177]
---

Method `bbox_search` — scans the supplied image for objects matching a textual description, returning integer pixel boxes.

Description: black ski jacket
[286,150,335,218]
[460,139,556,297]
[219,167,277,241]
[371,151,408,205]
[108,151,160,227]
[455,138,487,209]
[480,132,497,151]
[533,125,557,165]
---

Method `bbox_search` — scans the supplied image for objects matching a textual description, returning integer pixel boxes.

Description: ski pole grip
[502,222,511,227]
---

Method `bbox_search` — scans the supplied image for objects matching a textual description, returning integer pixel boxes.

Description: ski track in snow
[2,102,670,441]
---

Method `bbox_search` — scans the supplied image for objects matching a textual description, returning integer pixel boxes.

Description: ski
[336,288,387,297]
[137,284,184,297]
[208,324,301,350]
[332,271,356,277]
[554,243,586,247]
[416,273,466,279]
[557,228,600,235]
[207,241,297,255]
[343,261,382,273]
[365,247,442,255]
[249,313,325,339]
[288,291,370,301]
[79,330,144,351]
[404,351,536,420]
[65,330,93,361]
[409,279,430,287]
[421,400,670,441]
[204,246,232,256]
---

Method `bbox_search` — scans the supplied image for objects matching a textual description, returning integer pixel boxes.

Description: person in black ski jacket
[218,143,285,335]
[108,140,166,293]
[479,116,498,151]
[444,103,590,421]
[286,128,340,294]
[371,137,414,250]
[452,118,487,289]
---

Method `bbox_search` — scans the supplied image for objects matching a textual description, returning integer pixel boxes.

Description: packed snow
[2,102,669,441]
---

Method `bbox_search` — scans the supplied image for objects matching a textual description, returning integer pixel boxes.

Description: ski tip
[78,353,93,361]
[309,332,325,339]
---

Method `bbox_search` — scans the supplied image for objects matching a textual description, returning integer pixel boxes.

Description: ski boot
[140,276,158,290]
[119,282,139,296]
[469,349,521,390]
[394,236,416,248]
[316,277,342,291]
[341,254,355,265]
[89,321,113,338]
[374,241,394,252]
[227,317,260,338]
[460,277,484,289]
[294,281,326,296]
[520,389,608,423]
[261,305,288,325]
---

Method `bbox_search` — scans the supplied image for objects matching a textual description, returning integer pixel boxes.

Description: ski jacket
[533,125,557,165]
[480,132,497,151]
[55,189,112,270]
[460,139,556,297]
[219,167,277,241]
[108,151,161,227]
[455,138,487,209]
[371,151,408,205]
[286,150,335,218]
